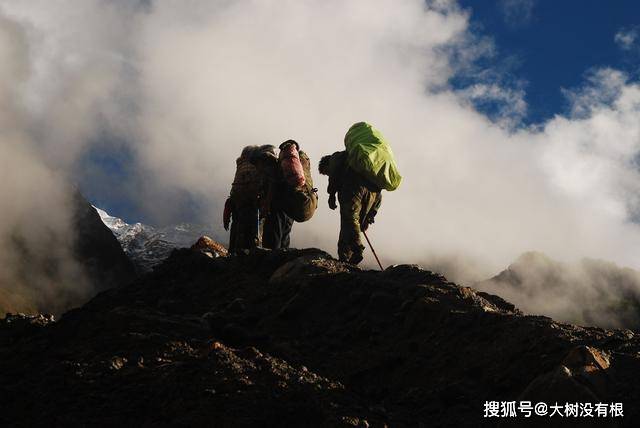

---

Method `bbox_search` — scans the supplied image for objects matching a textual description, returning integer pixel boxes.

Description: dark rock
[1,249,639,426]
[201,311,227,332]
[190,236,228,258]
[0,312,54,345]
[226,298,246,314]
[269,251,347,285]
[220,323,249,346]
[366,292,401,316]
[109,356,127,371]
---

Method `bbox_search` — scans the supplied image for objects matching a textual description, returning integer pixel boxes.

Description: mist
[0,2,133,313]
[479,252,640,329]
[1,1,640,321]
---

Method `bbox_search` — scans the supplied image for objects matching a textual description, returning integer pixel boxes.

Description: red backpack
[279,141,306,188]
[277,140,317,222]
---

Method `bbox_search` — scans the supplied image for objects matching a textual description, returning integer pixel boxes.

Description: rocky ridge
[1,247,639,426]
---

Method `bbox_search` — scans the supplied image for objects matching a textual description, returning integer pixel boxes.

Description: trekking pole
[256,208,261,248]
[362,230,384,271]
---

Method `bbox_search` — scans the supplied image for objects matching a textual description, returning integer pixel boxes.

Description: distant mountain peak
[94,206,223,273]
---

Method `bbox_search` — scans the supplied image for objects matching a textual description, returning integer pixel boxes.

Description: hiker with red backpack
[252,140,318,249]
[318,122,401,265]
[224,140,320,253]
[253,143,293,249]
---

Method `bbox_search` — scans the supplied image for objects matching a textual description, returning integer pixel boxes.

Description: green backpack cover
[344,122,402,191]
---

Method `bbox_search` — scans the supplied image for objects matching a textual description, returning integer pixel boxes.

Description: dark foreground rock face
[1,248,639,427]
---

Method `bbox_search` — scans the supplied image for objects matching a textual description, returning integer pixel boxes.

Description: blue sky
[457,0,640,124]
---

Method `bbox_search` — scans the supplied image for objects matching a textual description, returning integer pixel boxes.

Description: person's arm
[223,197,232,231]
[326,152,347,210]
[327,176,338,210]
[372,192,382,213]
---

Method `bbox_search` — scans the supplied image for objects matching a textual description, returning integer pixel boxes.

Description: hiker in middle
[253,144,294,249]
[318,151,382,264]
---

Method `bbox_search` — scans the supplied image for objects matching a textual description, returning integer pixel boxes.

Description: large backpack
[344,122,402,191]
[230,156,260,206]
[279,142,306,188]
[278,141,318,222]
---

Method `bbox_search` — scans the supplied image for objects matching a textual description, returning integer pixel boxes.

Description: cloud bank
[1,0,640,320]
[479,252,640,329]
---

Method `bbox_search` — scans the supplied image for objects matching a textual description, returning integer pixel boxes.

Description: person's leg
[262,213,276,249]
[234,205,259,251]
[338,186,364,263]
[263,208,291,249]
[228,216,238,253]
[358,189,379,229]
[248,203,261,248]
[280,213,293,248]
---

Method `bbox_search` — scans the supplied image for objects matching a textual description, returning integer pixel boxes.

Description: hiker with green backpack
[318,122,401,265]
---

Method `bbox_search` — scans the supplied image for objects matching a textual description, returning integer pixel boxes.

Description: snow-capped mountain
[94,206,222,272]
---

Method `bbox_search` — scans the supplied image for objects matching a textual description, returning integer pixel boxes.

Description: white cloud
[498,0,536,28]
[456,83,527,126]
[615,27,638,51]
[561,68,627,117]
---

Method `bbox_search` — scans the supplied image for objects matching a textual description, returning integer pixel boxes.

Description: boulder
[190,236,228,258]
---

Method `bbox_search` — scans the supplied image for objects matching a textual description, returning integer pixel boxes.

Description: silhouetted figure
[319,151,381,264]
